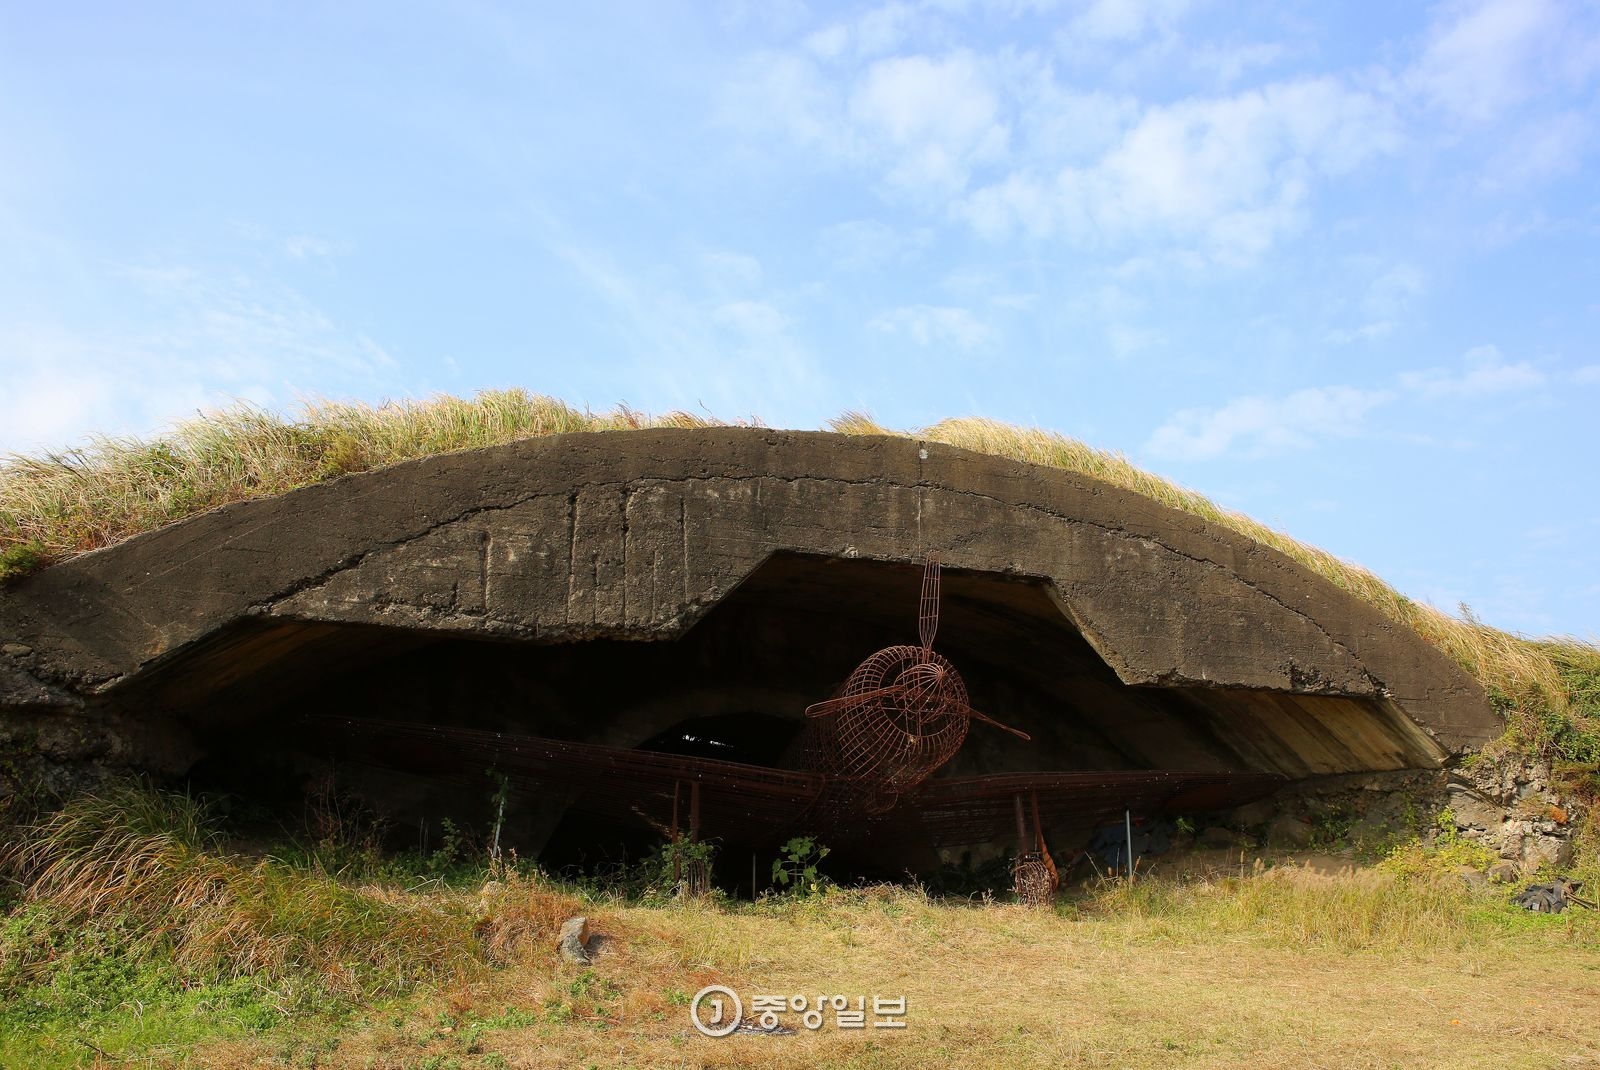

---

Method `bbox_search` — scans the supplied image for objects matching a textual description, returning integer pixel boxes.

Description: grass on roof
[1,389,1597,772]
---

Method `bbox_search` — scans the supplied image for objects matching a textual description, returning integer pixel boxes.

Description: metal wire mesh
[800,553,1027,813]
[1012,852,1057,906]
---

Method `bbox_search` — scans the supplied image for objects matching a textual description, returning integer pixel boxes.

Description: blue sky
[1,1,1597,639]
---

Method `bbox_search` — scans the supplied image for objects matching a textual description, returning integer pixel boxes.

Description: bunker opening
[137,553,1441,890]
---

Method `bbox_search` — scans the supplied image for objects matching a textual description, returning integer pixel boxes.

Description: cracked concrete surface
[0,428,1499,777]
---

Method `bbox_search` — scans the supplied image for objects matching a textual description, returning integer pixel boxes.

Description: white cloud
[1146,385,1394,460]
[1325,262,1425,344]
[0,330,125,450]
[996,54,1138,162]
[806,2,917,62]
[721,51,843,152]
[868,304,992,349]
[726,21,1397,263]
[1572,364,1600,384]
[1068,0,1192,42]
[961,77,1399,260]
[1407,0,1575,124]
[847,51,1010,196]
[1479,110,1592,189]
[1362,263,1427,319]
[803,24,850,61]
[1399,344,1546,399]
[1186,41,1287,87]
[854,2,918,55]
[117,264,394,382]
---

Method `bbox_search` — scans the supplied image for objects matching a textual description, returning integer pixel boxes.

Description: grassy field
[3,393,1599,1068]
[2,390,1597,774]
[3,786,1599,1070]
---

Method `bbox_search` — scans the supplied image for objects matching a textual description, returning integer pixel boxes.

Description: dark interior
[121,552,1435,886]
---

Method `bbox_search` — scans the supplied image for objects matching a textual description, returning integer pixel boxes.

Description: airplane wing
[900,769,1286,847]
[307,717,826,842]
[307,719,1283,852]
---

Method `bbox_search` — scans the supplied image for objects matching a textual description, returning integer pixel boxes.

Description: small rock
[1521,835,1574,870]
[1454,865,1488,888]
[0,644,31,657]
[1487,861,1521,884]
[1198,826,1242,849]
[1266,814,1313,850]
[1445,785,1504,831]
[558,915,594,965]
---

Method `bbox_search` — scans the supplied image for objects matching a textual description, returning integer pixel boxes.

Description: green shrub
[771,836,831,897]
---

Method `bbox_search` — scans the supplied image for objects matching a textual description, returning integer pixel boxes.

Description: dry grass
[474,869,586,966]
[2,392,1597,763]
[0,390,718,573]
[199,874,1600,1069]
[1,784,484,998]
[6,784,1598,1067]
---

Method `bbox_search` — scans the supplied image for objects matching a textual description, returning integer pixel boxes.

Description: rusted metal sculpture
[313,551,1284,899]
[798,554,1029,813]
[1010,790,1059,906]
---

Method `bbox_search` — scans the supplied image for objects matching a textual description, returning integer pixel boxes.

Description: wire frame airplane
[316,554,1281,892]
[792,554,1031,814]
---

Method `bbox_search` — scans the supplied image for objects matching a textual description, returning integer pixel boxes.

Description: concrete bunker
[0,428,1501,883]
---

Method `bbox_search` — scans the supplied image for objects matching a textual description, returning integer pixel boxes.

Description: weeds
[473,868,584,966]
[770,835,832,897]
[1,782,480,998]
[1076,862,1551,954]
[0,781,596,1066]
[0,390,718,580]
[3,785,1600,1068]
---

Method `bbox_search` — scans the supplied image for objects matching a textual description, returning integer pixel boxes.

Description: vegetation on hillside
[1,781,1597,1069]
[0,783,581,1067]
[1,390,1597,776]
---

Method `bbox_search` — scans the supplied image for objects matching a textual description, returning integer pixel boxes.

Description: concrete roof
[0,428,1500,773]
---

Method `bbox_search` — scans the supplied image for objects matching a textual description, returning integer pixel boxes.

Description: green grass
[1,390,1597,773]
[0,908,286,1069]
[1,784,483,997]
[0,781,589,1067]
